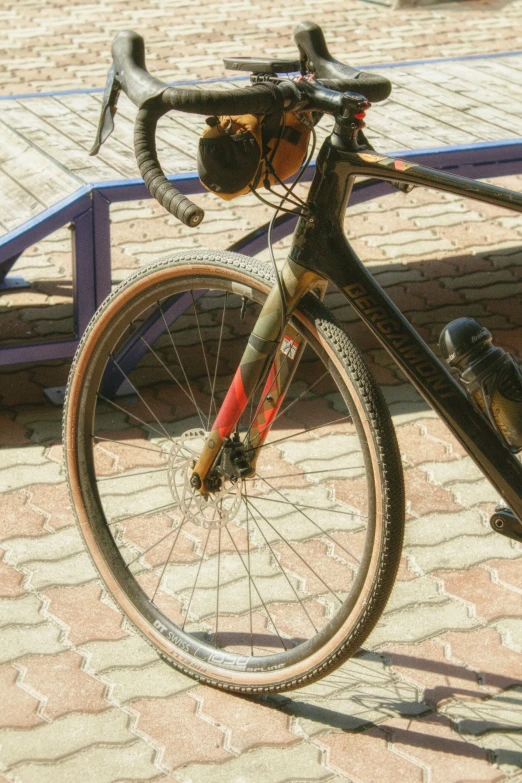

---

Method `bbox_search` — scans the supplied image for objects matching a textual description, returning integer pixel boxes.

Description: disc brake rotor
[168,428,242,528]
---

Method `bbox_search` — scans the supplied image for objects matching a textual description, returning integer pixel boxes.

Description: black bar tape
[318,76,390,103]
[160,82,286,116]
[133,83,292,227]
[134,103,204,227]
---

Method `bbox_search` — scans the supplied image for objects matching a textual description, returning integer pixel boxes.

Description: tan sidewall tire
[64,250,404,694]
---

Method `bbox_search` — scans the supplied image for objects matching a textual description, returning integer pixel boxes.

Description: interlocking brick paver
[442,686,522,736]
[9,740,159,783]
[369,595,479,648]
[0,666,43,728]
[177,741,334,783]
[0,709,135,769]
[384,714,503,783]
[404,466,462,518]
[2,526,84,568]
[3,3,522,782]
[486,558,522,593]
[434,566,522,622]
[105,661,195,704]
[385,638,493,707]
[23,551,97,591]
[0,623,64,665]
[418,456,482,487]
[43,583,127,645]
[22,482,75,531]
[0,416,30,448]
[79,635,158,674]
[0,459,62,492]
[405,508,490,548]
[386,572,441,607]
[408,532,521,574]
[20,650,108,720]
[0,555,25,597]
[396,421,459,467]
[196,688,299,753]
[0,490,51,540]
[0,594,43,628]
[318,727,425,783]
[131,692,230,770]
[442,628,522,688]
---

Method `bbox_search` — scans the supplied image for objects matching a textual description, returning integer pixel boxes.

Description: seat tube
[192,259,324,487]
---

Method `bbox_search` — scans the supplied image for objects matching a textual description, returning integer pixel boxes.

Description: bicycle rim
[65,250,402,692]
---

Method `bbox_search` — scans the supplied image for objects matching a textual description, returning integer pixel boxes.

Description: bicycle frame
[193,133,522,525]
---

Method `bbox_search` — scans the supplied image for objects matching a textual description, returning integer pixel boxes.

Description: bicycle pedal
[490,506,522,543]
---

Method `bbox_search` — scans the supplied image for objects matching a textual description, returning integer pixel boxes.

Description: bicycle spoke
[93,435,165,455]
[97,393,169,443]
[125,519,182,567]
[255,473,364,564]
[224,522,288,652]
[183,526,212,631]
[246,496,343,605]
[244,465,361,481]
[245,492,368,519]
[107,501,178,526]
[244,350,291,441]
[191,290,215,422]
[129,321,207,430]
[245,497,321,631]
[97,466,168,482]
[151,509,191,604]
[107,355,174,443]
[215,527,222,647]
[244,486,254,657]
[251,416,352,451]
[208,292,228,431]
[158,300,206,430]
[272,370,330,424]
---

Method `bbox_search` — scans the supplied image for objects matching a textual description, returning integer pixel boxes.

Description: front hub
[168,429,243,529]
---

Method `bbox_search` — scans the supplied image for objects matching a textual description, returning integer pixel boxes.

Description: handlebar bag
[197,111,311,201]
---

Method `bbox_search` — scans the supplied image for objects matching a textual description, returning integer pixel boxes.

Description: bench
[2,50,522,367]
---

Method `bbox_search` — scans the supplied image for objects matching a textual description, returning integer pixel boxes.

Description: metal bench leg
[100,290,206,399]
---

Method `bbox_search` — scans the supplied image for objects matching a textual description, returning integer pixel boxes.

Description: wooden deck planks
[0,120,79,231]
[1,54,522,238]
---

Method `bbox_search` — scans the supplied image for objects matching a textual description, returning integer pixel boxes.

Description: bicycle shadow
[246,648,522,769]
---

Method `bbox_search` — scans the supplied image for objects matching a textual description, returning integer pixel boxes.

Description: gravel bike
[64,23,522,694]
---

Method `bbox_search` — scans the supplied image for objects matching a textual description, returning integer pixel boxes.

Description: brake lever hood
[112,30,167,107]
[90,30,169,156]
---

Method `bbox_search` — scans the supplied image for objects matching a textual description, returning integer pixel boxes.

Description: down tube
[315,232,522,520]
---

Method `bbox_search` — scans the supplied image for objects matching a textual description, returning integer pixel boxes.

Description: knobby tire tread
[64,249,404,694]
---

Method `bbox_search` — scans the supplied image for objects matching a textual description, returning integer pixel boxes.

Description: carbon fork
[191,258,326,491]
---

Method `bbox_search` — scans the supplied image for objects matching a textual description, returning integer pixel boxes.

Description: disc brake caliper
[216,435,255,481]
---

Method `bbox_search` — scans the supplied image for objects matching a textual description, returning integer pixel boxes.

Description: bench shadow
[1,244,521,439]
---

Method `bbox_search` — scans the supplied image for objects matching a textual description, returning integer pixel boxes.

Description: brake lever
[90,64,121,156]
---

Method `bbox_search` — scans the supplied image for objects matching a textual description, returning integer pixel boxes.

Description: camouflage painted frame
[193,133,522,527]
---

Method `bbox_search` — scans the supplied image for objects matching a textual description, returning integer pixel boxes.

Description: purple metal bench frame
[2,139,522,367]
[3,47,522,367]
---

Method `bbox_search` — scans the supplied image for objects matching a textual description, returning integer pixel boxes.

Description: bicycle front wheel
[64,249,404,693]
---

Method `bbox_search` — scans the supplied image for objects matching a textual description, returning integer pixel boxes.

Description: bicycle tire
[64,249,404,693]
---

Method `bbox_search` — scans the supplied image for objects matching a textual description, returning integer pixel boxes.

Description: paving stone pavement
[2,1,522,782]
[1,0,522,95]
